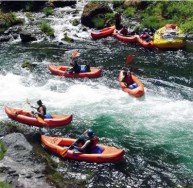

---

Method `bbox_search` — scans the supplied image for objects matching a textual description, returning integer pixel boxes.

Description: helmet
[87,129,94,137]
[37,100,43,106]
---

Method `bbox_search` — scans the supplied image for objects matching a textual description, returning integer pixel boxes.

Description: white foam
[1,72,193,134]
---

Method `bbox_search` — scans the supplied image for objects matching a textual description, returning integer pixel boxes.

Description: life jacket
[85,136,99,153]
[122,75,134,86]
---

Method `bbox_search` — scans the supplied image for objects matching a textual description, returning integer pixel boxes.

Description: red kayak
[113,30,138,43]
[118,71,144,98]
[91,26,115,40]
[137,36,154,48]
[41,135,125,163]
[5,106,73,128]
[48,65,102,78]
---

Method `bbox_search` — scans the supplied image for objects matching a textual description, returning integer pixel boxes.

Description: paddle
[26,99,46,125]
[60,138,78,157]
[60,130,87,157]
[125,54,134,65]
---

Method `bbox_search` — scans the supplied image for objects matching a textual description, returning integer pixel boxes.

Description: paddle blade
[126,55,134,65]
[37,116,46,125]
[26,98,30,105]
[71,50,80,59]
[60,148,68,157]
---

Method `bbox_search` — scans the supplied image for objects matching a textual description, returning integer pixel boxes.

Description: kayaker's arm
[74,140,91,152]
[30,105,37,109]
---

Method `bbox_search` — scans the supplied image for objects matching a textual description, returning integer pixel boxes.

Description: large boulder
[20,31,37,43]
[0,133,53,188]
[81,2,113,28]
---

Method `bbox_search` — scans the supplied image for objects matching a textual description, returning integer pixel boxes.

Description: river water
[1,1,193,187]
[0,38,193,187]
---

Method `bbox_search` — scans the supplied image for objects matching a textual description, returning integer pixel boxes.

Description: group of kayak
[91,24,186,50]
[4,50,146,163]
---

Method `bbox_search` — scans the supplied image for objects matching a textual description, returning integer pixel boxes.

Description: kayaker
[68,50,90,73]
[72,129,99,153]
[31,100,52,119]
[119,26,129,36]
[139,31,152,42]
[115,12,123,30]
[121,70,138,89]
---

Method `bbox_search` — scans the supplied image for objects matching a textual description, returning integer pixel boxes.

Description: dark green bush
[123,7,136,17]
[0,141,6,160]
[0,181,11,188]
[0,11,23,33]
[139,1,193,32]
[92,17,105,29]
[43,7,54,16]
[40,21,54,37]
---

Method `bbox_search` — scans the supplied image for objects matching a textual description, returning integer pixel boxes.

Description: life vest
[85,136,99,153]
[122,75,134,86]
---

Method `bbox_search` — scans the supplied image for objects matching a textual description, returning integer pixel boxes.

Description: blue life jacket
[44,113,52,119]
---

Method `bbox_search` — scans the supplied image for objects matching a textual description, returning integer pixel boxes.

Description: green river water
[0,39,193,187]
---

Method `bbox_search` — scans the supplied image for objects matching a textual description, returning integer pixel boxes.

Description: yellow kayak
[153,24,185,49]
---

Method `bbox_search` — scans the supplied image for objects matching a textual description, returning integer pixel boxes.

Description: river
[1,1,193,186]
[0,38,193,187]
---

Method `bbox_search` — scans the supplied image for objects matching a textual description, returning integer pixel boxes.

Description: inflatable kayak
[113,30,138,43]
[153,24,185,49]
[118,71,144,98]
[48,65,102,78]
[91,26,115,40]
[41,135,125,163]
[137,36,154,49]
[5,106,73,128]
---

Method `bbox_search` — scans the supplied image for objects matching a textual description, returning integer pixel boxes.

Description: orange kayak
[5,106,73,128]
[91,26,115,40]
[113,30,138,43]
[48,65,102,78]
[41,135,125,163]
[118,71,144,98]
[137,36,154,49]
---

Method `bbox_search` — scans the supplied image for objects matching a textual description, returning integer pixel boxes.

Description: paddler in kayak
[121,70,138,89]
[30,100,52,119]
[115,12,123,30]
[68,50,90,73]
[70,129,101,153]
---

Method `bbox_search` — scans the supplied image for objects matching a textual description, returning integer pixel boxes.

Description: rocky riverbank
[0,1,193,44]
[0,121,88,187]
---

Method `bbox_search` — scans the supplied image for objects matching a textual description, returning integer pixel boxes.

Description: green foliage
[105,12,114,21]
[62,33,74,43]
[139,1,193,32]
[92,16,105,29]
[40,21,54,37]
[180,17,193,33]
[0,141,6,160]
[0,182,12,188]
[114,7,124,14]
[123,7,136,18]
[72,19,79,26]
[21,60,37,71]
[141,15,167,30]
[43,7,54,16]
[104,12,115,25]
[0,11,23,31]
